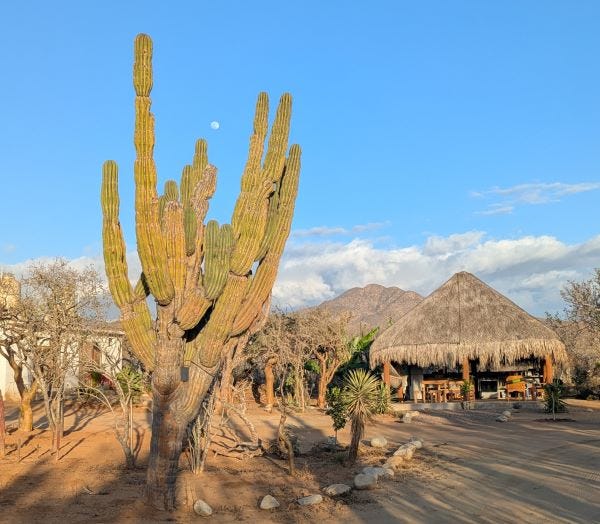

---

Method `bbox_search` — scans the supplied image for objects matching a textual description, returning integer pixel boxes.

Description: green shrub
[325,386,347,443]
[374,382,391,414]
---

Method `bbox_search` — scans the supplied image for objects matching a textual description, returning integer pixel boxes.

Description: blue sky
[1,1,599,315]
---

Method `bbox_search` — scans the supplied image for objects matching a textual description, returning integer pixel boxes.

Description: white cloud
[4,232,599,318]
[1,244,16,254]
[273,232,600,316]
[473,181,600,215]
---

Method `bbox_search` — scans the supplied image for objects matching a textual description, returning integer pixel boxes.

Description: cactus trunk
[101,34,300,509]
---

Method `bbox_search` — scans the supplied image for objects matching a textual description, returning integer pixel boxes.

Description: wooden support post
[383,362,391,388]
[543,355,554,384]
[462,357,470,381]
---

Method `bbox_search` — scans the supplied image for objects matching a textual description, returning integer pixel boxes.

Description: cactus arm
[101,161,134,308]
[181,139,209,256]
[133,34,174,305]
[231,144,301,335]
[101,160,156,369]
[228,93,275,275]
[203,222,233,300]
[163,201,186,303]
[184,273,248,372]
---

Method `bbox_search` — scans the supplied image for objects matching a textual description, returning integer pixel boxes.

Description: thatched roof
[370,271,566,368]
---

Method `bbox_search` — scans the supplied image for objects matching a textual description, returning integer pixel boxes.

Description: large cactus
[101,34,300,510]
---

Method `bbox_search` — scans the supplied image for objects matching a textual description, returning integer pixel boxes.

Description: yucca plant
[342,369,379,463]
[544,379,567,420]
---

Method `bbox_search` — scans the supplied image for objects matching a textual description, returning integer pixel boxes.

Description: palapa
[370,272,566,369]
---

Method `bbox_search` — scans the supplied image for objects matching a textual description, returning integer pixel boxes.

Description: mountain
[316,284,424,336]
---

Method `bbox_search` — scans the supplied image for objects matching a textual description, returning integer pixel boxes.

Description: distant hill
[316,283,424,336]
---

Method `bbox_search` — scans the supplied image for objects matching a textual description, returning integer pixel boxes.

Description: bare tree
[299,308,350,409]
[561,269,600,335]
[0,274,39,432]
[80,341,144,468]
[547,269,600,396]
[1,261,106,454]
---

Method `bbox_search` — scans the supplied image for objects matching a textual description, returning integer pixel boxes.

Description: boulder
[193,499,213,517]
[260,495,280,510]
[496,415,508,423]
[502,410,512,418]
[298,494,323,506]
[402,413,412,423]
[370,436,388,448]
[362,466,394,479]
[393,443,417,459]
[323,483,352,496]
[354,473,377,490]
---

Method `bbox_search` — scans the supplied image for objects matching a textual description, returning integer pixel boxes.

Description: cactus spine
[101,34,300,509]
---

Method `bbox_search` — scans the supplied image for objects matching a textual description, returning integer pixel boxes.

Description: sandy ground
[0,398,599,523]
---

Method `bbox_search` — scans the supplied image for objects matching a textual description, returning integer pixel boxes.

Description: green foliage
[325,386,347,437]
[460,379,473,400]
[116,365,145,402]
[304,359,320,374]
[544,379,567,417]
[374,382,391,414]
[337,327,379,377]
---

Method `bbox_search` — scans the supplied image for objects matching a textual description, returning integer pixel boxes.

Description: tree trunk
[19,388,35,433]
[264,358,275,411]
[146,399,187,510]
[348,416,364,463]
[317,359,327,409]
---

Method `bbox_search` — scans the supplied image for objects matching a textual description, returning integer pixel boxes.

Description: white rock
[298,494,323,506]
[193,499,213,517]
[403,413,412,423]
[354,473,377,490]
[502,410,512,418]
[323,483,352,496]
[393,443,417,459]
[370,436,388,448]
[407,410,420,417]
[496,415,508,423]
[260,495,280,510]
[409,437,423,449]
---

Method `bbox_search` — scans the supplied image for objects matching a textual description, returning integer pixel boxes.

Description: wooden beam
[462,357,470,381]
[543,354,554,384]
[383,362,391,387]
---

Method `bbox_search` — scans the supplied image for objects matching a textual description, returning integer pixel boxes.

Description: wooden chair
[505,375,526,400]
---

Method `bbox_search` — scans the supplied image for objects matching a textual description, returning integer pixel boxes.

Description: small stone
[586,408,594,412]
[362,466,386,479]
[297,494,323,506]
[496,415,508,423]
[260,495,280,510]
[370,436,388,448]
[385,455,405,470]
[393,443,417,459]
[407,410,420,417]
[403,413,412,423]
[502,410,512,418]
[193,499,213,517]
[323,483,351,496]
[409,437,423,449]
[354,473,377,490]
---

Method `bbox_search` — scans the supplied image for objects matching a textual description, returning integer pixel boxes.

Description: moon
[210,121,220,130]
